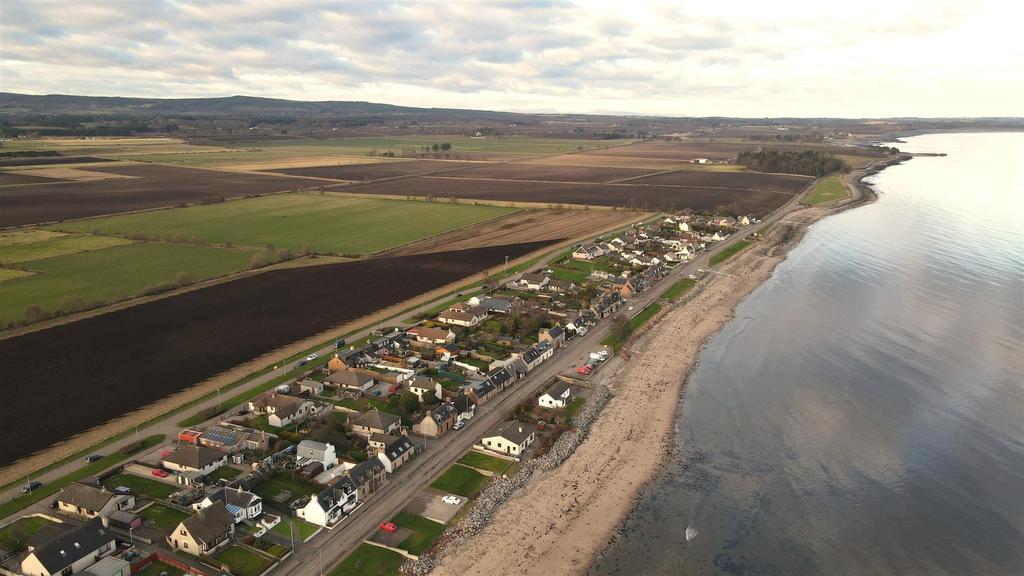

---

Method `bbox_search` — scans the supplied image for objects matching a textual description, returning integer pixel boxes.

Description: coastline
[426,164,886,576]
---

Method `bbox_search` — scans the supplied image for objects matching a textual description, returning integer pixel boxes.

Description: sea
[593,132,1024,576]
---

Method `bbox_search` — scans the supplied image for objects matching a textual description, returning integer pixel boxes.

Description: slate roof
[477,297,513,313]
[326,369,376,389]
[182,501,234,547]
[380,435,415,462]
[352,409,401,431]
[58,482,117,512]
[546,382,572,398]
[208,486,261,508]
[163,445,224,470]
[28,517,114,574]
[346,458,385,488]
[483,421,536,446]
[429,403,457,424]
[453,395,476,413]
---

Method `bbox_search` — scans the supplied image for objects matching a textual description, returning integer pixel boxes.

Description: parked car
[296,359,308,367]
[151,469,169,478]
[22,481,41,493]
[380,521,397,533]
[48,499,58,509]
[453,421,466,430]
[576,365,593,375]
[305,353,318,362]
[85,454,103,463]
[442,495,462,505]
[334,338,346,349]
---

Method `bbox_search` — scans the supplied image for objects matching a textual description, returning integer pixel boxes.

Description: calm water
[594,132,1024,576]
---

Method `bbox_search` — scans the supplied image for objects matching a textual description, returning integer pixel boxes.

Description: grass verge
[430,464,489,498]
[393,512,445,555]
[709,240,751,267]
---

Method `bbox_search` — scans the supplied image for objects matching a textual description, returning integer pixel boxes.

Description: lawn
[0,241,255,326]
[53,194,514,256]
[565,396,586,420]
[709,240,752,266]
[0,268,33,282]
[204,466,242,482]
[102,472,178,500]
[0,233,135,264]
[430,464,489,498]
[803,173,849,205]
[457,451,515,474]
[602,302,663,352]
[549,257,619,284]
[136,561,186,576]
[214,545,275,576]
[0,516,55,552]
[329,543,406,576]
[270,518,320,542]
[393,512,445,555]
[252,537,291,558]
[138,503,189,532]
[661,278,696,301]
[253,475,321,507]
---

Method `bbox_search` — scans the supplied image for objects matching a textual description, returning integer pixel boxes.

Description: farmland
[429,162,654,183]
[269,159,466,181]
[52,194,516,255]
[0,163,327,227]
[0,233,134,264]
[803,173,850,205]
[626,169,811,193]
[0,240,559,466]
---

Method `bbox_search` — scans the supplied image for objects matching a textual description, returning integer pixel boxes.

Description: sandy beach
[429,177,877,576]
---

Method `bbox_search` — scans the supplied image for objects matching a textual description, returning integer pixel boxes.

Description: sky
[1,0,1022,118]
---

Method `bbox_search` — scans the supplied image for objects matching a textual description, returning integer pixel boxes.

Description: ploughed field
[0,171,65,185]
[0,240,558,467]
[430,163,654,183]
[626,170,811,192]
[333,175,799,215]
[0,156,117,167]
[268,159,466,181]
[0,164,326,227]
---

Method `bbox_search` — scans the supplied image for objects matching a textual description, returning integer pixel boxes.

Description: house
[453,395,476,422]
[484,365,514,392]
[345,457,386,502]
[470,296,515,314]
[435,343,461,361]
[296,378,324,395]
[480,421,537,457]
[168,501,235,556]
[572,243,604,260]
[538,382,572,408]
[247,392,315,427]
[546,278,576,293]
[538,326,566,348]
[296,478,357,527]
[20,518,116,576]
[192,486,263,523]
[80,556,131,576]
[711,216,737,228]
[407,326,456,344]
[350,409,402,438]
[412,403,457,438]
[377,434,416,473]
[197,425,273,454]
[467,379,498,405]
[437,307,487,327]
[161,445,227,476]
[56,482,135,520]
[408,376,442,402]
[565,310,596,334]
[297,440,338,469]
[590,291,624,318]
[738,215,752,226]
[325,368,377,393]
[518,273,549,291]
[516,342,553,371]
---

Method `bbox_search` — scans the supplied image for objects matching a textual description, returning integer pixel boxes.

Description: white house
[407,326,455,344]
[248,392,315,427]
[515,342,554,372]
[57,482,135,520]
[377,435,416,473]
[678,221,690,232]
[408,376,442,402]
[161,445,227,476]
[436,308,487,327]
[518,273,550,291]
[297,440,338,469]
[480,421,537,457]
[538,382,572,409]
[192,486,263,523]
[168,502,235,556]
[572,243,604,260]
[297,478,357,527]
[20,518,116,576]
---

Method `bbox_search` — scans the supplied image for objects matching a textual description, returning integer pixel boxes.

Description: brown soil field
[581,140,886,161]
[384,209,643,256]
[0,156,116,167]
[626,169,811,193]
[221,155,392,171]
[433,163,653,183]
[0,171,67,185]
[0,240,557,467]
[14,166,136,182]
[0,164,327,228]
[270,159,469,181]
[519,154,693,171]
[331,176,794,215]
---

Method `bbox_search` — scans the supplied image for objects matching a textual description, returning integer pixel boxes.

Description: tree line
[737,149,849,177]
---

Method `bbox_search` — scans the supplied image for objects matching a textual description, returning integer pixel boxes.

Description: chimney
[518,426,523,433]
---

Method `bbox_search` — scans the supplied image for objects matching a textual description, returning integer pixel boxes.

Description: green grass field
[53,194,515,255]
[430,464,489,497]
[136,561,186,576]
[330,543,406,576]
[803,173,849,205]
[0,268,34,282]
[0,241,255,326]
[270,518,320,542]
[661,278,696,301]
[254,475,321,506]
[204,466,242,482]
[549,256,621,284]
[0,229,67,246]
[709,240,752,266]
[102,473,178,500]
[0,234,135,264]
[565,396,586,420]
[138,503,189,532]
[457,451,515,474]
[393,512,445,555]
[602,302,663,352]
[0,516,55,552]
[214,545,275,576]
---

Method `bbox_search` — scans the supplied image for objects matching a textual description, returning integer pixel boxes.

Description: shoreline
[426,163,886,576]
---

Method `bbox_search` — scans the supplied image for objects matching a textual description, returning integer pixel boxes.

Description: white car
[453,420,466,430]
[305,353,318,361]
[628,306,635,311]
[442,495,462,505]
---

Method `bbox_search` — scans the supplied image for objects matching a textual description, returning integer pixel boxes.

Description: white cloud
[1,0,1021,117]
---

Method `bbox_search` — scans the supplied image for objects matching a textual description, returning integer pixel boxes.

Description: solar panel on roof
[203,427,240,445]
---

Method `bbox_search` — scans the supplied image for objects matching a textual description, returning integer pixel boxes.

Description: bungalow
[168,501,235,556]
[162,445,227,476]
[538,382,572,408]
[518,273,549,291]
[192,486,262,523]
[408,376,442,402]
[56,482,135,520]
[739,215,752,226]
[413,403,457,438]
[377,434,416,473]
[436,343,461,361]
[20,518,116,576]
[470,296,515,314]
[407,326,456,344]
[325,368,378,393]
[247,392,315,427]
[198,426,272,454]
[297,440,338,469]
[711,216,738,228]
[546,278,576,293]
[437,308,487,327]
[296,378,324,396]
[480,421,537,457]
[538,325,565,348]
[345,458,386,502]
[572,243,604,260]
[350,409,402,439]
[296,479,357,527]
[453,395,476,422]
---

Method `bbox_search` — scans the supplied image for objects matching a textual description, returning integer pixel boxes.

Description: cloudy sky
[2,0,1021,117]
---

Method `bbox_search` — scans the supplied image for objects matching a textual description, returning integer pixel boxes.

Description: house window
[62,568,73,576]
[184,542,189,549]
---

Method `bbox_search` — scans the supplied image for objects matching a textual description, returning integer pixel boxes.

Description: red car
[576,365,593,375]
[151,469,169,478]
[380,521,397,533]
